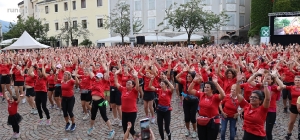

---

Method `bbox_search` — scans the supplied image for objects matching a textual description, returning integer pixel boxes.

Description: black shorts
[178,83,183,96]
[54,86,62,97]
[81,91,92,102]
[143,91,155,101]
[110,86,121,105]
[26,88,36,97]
[289,105,300,114]
[48,87,55,92]
[139,78,144,87]
[14,81,24,86]
[1,75,11,84]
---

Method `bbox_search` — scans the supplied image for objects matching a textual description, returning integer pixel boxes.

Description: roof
[18,1,24,6]
[36,0,56,4]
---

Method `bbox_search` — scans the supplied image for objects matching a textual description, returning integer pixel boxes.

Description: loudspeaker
[56,41,60,47]
[72,39,78,46]
[136,36,145,44]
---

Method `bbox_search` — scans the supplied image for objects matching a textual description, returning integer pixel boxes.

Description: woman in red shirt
[188,75,225,140]
[24,64,38,115]
[5,94,22,139]
[148,74,174,140]
[46,68,55,109]
[236,73,271,140]
[217,65,237,95]
[60,70,79,132]
[114,68,139,138]
[78,68,92,121]
[86,71,115,139]
[33,65,51,125]
[1,58,13,98]
[54,64,64,114]
[279,75,300,140]
[10,63,25,103]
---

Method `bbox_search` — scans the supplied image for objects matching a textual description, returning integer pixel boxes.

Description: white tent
[169,33,203,42]
[97,36,130,43]
[144,35,171,42]
[2,31,50,50]
[0,38,18,46]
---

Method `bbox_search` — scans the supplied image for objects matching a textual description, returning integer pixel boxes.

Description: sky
[0,0,21,22]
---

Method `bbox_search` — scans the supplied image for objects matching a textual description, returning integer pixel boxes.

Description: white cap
[96,73,103,78]
[56,64,62,69]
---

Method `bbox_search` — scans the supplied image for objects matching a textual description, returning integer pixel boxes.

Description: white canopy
[0,38,18,45]
[97,36,130,43]
[2,31,50,50]
[144,35,171,42]
[169,33,203,42]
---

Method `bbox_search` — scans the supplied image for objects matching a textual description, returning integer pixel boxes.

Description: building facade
[18,0,110,46]
[110,0,251,44]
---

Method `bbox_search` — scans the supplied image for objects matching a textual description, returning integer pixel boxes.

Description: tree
[104,2,143,44]
[79,39,93,47]
[58,18,91,46]
[158,0,229,44]
[3,16,48,40]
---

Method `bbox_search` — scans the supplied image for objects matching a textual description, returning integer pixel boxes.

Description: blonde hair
[64,71,72,80]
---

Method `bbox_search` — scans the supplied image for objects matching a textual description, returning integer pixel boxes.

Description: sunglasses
[249,96,259,100]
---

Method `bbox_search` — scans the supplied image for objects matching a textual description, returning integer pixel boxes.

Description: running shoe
[112,119,118,126]
[118,120,122,127]
[70,123,76,131]
[65,123,71,131]
[46,118,51,125]
[191,131,197,138]
[83,114,90,121]
[30,109,34,114]
[38,119,44,125]
[151,117,155,124]
[11,132,16,139]
[0,92,3,96]
[13,133,20,138]
[58,109,62,116]
[107,130,115,139]
[2,98,5,102]
[185,130,190,137]
[22,98,26,104]
[87,127,94,135]
[33,109,38,115]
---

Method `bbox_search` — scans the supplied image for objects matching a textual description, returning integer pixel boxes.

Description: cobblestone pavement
[0,91,299,140]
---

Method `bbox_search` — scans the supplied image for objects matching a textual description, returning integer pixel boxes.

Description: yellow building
[18,0,109,46]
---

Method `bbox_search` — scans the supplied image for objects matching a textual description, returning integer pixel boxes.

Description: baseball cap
[96,73,103,78]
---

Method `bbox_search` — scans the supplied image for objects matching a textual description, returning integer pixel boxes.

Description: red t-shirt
[0,64,11,74]
[155,88,173,111]
[61,79,75,97]
[8,100,18,115]
[240,83,262,101]
[119,86,138,112]
[47,74,55,85]
[221,95,239,118]
[240,99,268,137]
[13,69,24,81]
[221,77,237,95]
[286,86,300,105]
[90,78,107,98]
[55,71,64,84]
[34,76,48,92]
[143,76,152,91]
[109,72,122,87]
[195,91,221,118]
[25,74,37,87]
[180,79,200,94]
[79,75,92,90]
[120,73,133,87]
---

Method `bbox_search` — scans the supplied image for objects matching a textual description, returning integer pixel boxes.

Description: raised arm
[114,69,121,89]
[212,76,225,100]
[262,80,271,108]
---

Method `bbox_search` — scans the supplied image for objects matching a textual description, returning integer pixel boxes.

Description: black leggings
[197,123,220,140]
[183,99,198,123]
[122,112,137,136]
[61,96,75,118]
[157,110,171,140]
[266,112,276,140]
[35,91,50,119]
[243,130,265,140]
[91,98,109,122]
[12,124,19,133]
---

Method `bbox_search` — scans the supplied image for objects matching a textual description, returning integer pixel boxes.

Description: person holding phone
[124,122,155,140]
[148,73,174,140]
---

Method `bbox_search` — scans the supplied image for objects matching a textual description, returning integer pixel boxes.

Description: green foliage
[58,18,91,46]
[273,0,293,12]
[274,18,290,29]
[79,39,92,47]
[104,1,144,44]
[196,36,210,45]
[158,0,229,44]
[3,16,48,40]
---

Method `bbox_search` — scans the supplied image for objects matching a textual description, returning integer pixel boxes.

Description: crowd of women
[1,44,300,140]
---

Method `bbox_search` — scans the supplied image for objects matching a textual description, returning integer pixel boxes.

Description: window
[97,0,102,6]
[226,0,235,3]
[148,0,155,10]
[166,0,172,8]
[45,23,49,31]
[240,0,245,6]
[227,14,235,26]
[82,20,87,28]
[65,22,69,29]
[73,20,77,28]
[45,6,49,14]
[239,15,245,27]
[184,0,190,4]
[97,18,103,28]
[135,0,141,11]
[72,1,76,10]
[54,4,58,12]
[25,7,27,13]
[64,2,68,11]
[81,0,86,8]
[55,23,59,30]
[148,18,156,30]
[35,5,37,12]
[201,0,210,5]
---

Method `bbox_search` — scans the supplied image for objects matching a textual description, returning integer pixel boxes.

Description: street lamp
[155,29,158,45]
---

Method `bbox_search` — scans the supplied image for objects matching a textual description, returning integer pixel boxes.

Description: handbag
[157,104,169,112]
